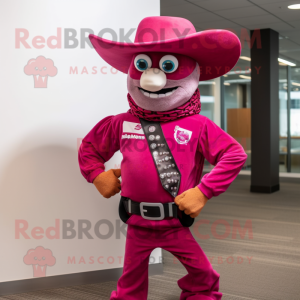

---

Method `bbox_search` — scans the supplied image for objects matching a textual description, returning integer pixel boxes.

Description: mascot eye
[159,55,178,73]
[134,54,152,72]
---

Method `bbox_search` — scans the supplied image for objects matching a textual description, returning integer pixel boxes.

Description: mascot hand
[93,169,121,199]
[174,186,208,218]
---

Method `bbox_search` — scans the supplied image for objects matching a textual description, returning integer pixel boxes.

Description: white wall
[0,0,160,282]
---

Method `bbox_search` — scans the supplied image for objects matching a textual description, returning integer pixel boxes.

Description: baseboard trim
[250,184,280,193]
[0,263,163,297]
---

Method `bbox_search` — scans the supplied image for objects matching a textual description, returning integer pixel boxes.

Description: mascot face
[127,52,200,112]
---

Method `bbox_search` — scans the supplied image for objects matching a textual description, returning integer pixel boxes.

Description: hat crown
[134,16,196,43]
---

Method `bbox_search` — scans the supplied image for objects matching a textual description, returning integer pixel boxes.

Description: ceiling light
[288,4,300,9]
[240,56,251,61]
[239,75,251,79]
[224,79,251,83]
[278,58,296,66]
[198,82,215,85]
[224,82,230,86]
[226,70,251,75]
[292,82,300,87]
[223,74,228,77]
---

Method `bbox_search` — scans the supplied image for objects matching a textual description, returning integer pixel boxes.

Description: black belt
[122,197,178,220]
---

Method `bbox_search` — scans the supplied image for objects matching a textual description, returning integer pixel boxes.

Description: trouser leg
[110,224,156,300]
[160,227,222,300]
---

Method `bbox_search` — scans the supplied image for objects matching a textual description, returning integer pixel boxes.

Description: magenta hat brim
[89,30,241,81]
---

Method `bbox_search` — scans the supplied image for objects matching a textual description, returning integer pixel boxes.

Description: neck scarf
[127,89,201,122]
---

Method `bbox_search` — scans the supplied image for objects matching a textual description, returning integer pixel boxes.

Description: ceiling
[161,0,300,66]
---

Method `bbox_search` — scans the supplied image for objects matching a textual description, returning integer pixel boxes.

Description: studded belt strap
[139,118,181,198]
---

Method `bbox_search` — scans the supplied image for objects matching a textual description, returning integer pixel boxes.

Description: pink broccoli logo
[134,124,142,130]
[177,131,190,142]
[24,56,57,88]
[23,246,56,277]
[174,126,192,145]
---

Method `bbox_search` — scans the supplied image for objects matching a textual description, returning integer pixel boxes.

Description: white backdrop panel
[0,0,160,282]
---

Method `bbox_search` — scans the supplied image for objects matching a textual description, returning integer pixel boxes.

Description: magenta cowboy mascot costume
[79,16,247,300]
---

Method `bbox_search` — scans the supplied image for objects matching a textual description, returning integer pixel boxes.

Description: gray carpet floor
[1,176,299,300]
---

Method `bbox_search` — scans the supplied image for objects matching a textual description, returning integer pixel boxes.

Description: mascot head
[89,16,240,112]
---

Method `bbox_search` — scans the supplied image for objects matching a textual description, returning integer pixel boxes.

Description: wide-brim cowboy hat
[89,16,241,81]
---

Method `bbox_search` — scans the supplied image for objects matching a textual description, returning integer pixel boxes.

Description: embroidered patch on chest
[123,121,144,134]
[174,126,192,145]
[122,121,145,139]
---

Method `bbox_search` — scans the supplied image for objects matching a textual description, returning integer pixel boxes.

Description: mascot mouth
[138,86,178,98]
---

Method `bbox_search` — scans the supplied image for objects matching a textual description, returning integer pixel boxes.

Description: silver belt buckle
[140,202,165,220]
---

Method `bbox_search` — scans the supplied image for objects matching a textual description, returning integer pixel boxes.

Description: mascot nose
[140,68,167,92]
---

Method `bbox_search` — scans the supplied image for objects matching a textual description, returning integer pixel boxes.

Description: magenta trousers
[110,224,222,300]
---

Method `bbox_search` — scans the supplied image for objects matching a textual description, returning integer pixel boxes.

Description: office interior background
[0,1,299,300]
[161,0,300,175]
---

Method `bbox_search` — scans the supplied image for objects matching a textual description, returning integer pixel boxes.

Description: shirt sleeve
[197,117,248,199]
[78,115,120,183]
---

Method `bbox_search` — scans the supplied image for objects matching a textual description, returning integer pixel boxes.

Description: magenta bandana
[127,89,201,122]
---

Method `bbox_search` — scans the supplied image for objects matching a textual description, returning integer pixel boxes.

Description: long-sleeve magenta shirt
[78,112,247,204]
